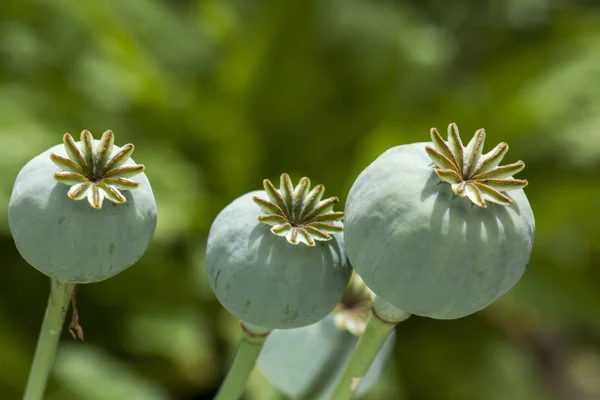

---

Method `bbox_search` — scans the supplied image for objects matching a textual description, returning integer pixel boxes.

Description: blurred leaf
[52,344,172,400]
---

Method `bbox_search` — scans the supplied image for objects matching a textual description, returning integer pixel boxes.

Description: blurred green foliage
[1,0,600,399]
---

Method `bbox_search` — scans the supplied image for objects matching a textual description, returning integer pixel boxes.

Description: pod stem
[330,296,410,400]
[24,278,76,400]
[214,322,270,400]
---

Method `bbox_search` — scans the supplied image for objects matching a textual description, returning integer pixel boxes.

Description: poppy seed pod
[258,274,395,399]
[8,130,157,283]
[205,173,352,329]
[344,124,535,319]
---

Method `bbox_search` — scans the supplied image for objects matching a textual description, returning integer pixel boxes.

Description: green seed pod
[8,130,157,283]
[258,274,395,399]
[205,173,351,329]
[344,124,535,319]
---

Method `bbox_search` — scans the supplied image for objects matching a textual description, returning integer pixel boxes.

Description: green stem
[330,296,410,400]
[268,390,289,400]
[23,278,76,400]
[214,322,270,400]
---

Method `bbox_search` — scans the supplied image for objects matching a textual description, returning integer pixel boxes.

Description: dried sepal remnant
[333,272,373,336]
[50,130,144,209]
[425,123,528,208]
[253,173,344,246]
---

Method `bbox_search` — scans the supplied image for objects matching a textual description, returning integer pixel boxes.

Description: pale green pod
[8,131,157,283]
[205,173,351,329]
[258,315,395,399]
[344,125,535,319]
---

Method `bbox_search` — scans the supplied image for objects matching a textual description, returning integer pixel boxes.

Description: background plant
[258,273,396,399]
[1,1,600,399]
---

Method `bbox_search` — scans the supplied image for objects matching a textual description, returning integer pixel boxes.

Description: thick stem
[330,296,410,400]
[23,278,76,400]
[214,322,270,400]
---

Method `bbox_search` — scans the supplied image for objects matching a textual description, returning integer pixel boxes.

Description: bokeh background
[1,0,600,399]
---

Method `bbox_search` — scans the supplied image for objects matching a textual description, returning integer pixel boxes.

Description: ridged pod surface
[8,133,157,283]
[206,187,351,329]
[344,126,535,319]
[258,315,395,399]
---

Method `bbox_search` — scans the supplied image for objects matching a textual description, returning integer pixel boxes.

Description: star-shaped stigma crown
[252,173,344,246]
[49,130,144,209]
[333,272,373,336]
[425,123,528,208]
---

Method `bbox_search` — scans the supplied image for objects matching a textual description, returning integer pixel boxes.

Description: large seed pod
[8,130,157,283]
[344,124,535,319]
[259,316,395,399]
[258,274,395,399]
[205,173,351,329]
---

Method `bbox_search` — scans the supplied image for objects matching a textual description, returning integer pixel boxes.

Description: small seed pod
[8,130,157,283]
[344,124,535,319]
[258,274,395,399]
[205,173,351,329]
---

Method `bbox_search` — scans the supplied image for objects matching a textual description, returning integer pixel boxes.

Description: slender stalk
[330,296,410,400]
[267,390,288,400]
[24,278,76,400]
[215,322,270,400]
